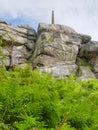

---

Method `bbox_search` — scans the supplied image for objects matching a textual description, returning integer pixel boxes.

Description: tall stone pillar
[51,10,55,24]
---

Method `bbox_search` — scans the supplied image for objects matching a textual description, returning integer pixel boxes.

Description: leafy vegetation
[0,66,98,130]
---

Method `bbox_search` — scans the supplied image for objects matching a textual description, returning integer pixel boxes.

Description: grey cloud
[0,0,98,40]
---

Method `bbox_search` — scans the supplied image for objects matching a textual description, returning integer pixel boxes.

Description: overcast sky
[0,0,98,40]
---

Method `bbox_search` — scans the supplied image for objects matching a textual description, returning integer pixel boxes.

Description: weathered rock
[0,45,28,66]
[79,66,96,79]
[25,40,35,50]
[0,21,36,45]
[35,40,79,65]
[0,20,36,67]
[38,23,77,35]
[40,62,77,77]
[11,46,27,66]
[80,41,98,56]
[79,34,91,44]
[0,47,10,66]
[0,20,98,79]
[79,41,98,73]
[33,23,81,77]
[89,56,98,72]
[95,72,98,78]
[0,19,11,25]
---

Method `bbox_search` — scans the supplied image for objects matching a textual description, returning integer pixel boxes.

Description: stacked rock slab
[33,23,81,77]
[0,20,36,67]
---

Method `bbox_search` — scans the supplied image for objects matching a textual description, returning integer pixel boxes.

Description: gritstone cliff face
[0,20,36,67]
[0,20,98,79]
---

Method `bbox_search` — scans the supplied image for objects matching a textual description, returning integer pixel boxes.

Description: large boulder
[79,34,91,44]
[80,41,98,58]
[40,62,77,77]
[0,20,36,46]
[0,47,10,66]
[0,20,36,67]
[11,46,27,66]
[79,41,98,73]
[38,23,77,34]
[0,45,27,67]
[33,23,81,77]
[78,66,96,80]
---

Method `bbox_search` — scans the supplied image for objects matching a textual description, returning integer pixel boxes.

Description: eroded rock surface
[78,66,96,80]
[0,20,36,67]
[33,23,81,77]
[0,20,98,78]
[80,41,98,75]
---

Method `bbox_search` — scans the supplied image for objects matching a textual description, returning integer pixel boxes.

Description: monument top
[51,10,55,24]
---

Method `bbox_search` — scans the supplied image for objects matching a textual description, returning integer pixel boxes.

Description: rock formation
[79,41,98,77]
[0,20,36,67]
[0,20,98,79]
[33,23,81,77]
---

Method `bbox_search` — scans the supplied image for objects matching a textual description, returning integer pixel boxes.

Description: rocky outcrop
[33,23,81,77]
[79,41,98,77]
[0,20,36,45]
[0,20,36,67]
[0,20,98,79]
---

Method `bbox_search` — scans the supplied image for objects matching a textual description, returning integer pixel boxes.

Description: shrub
[0,66,98,129]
